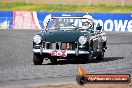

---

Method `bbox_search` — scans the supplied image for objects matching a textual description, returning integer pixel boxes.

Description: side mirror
[96,26,102,30]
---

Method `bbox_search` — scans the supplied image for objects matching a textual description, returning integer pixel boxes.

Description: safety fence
[0,11,132,32]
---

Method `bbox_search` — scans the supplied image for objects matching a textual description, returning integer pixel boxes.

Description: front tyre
[49,58,57,64]
[33,53,44,65]
[77,53,93,64]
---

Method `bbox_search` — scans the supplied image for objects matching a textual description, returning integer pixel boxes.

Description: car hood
[43,31,88,42]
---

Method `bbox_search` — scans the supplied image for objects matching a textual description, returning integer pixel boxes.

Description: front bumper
[32,48,89,55]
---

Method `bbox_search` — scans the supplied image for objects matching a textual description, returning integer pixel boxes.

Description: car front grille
[43,42,77,50]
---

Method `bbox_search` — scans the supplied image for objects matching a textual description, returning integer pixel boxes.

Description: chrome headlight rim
[79,36,87,45]
[33,35,42,44]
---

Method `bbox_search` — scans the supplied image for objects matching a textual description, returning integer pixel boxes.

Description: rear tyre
[96,52,104,61]
[33,53,44,65]
[88,52,93,62]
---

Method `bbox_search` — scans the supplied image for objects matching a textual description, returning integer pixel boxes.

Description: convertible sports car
[32,15,107,65]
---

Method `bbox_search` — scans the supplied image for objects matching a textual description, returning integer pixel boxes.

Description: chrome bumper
[32,48,89,55]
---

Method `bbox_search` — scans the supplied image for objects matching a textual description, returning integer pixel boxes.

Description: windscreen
[47,17,94,31]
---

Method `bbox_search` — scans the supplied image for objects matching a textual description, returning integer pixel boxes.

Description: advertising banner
[13,11,37,29]
[0,11,13,29]
[0,11,131,32]
[34,12,132,32]
[89,13,132,32]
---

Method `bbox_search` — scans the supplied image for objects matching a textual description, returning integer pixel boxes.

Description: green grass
[0,2,132,12]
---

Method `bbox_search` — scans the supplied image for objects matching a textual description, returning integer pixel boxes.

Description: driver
[58,19,64,27]
[81,18,92,31]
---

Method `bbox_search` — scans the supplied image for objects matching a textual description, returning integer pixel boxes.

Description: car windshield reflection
[47,18,94,31]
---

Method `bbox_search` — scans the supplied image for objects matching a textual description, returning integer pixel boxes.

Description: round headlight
[33,35,42,44]
[79,36,87,45]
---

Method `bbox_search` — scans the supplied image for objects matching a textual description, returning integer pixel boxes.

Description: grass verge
[0,2,132,12]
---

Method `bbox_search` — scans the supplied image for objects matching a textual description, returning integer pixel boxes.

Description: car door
[92,34,102,52]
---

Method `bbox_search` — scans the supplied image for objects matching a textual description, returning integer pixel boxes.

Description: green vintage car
[32,15,107,65]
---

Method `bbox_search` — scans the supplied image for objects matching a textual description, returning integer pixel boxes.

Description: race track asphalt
[0,29,132,87]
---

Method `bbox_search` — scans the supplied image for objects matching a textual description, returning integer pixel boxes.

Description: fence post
[88,0,91,5]
[59,0,61,4]
[26,0,28,3]
[122,0,124,6]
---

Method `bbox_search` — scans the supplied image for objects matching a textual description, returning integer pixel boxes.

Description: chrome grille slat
[43,42,76,50]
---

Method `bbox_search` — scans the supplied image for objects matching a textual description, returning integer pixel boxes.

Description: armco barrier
[0,11,132,32]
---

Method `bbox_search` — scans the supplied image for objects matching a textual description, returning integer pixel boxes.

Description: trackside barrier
[0,11,132,32]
